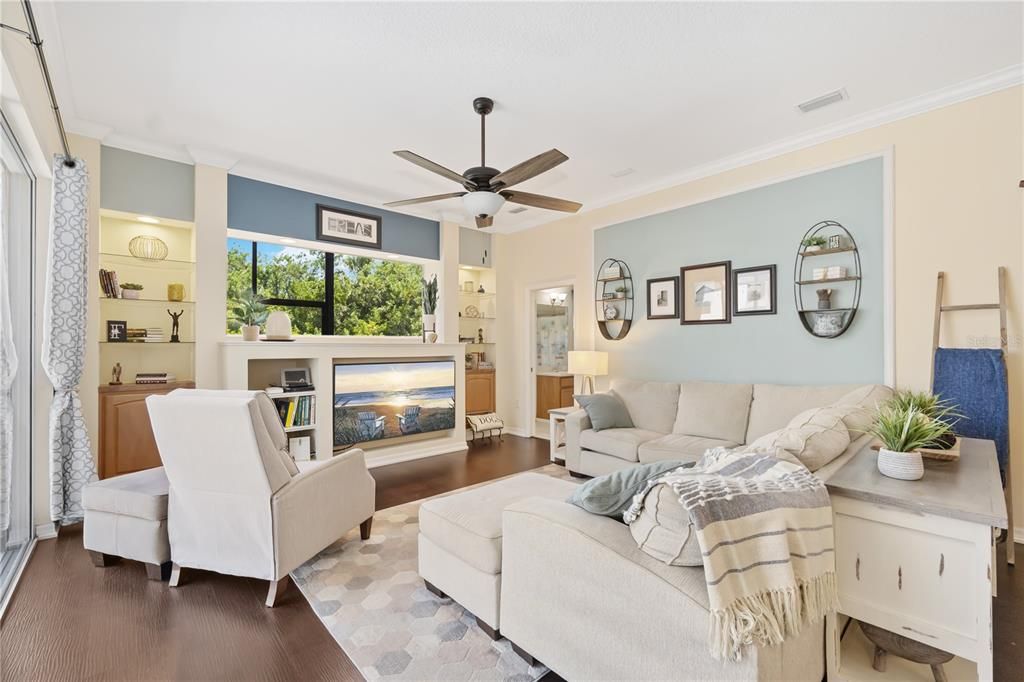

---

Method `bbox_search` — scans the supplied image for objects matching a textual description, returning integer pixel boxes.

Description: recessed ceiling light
[508,206,528,214]
[610,168,635,178]
[137,215,160,224]
[797,88,848,113]
[280,238,297,244]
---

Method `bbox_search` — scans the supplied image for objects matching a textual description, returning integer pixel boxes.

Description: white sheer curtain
[0,159,15,533]
[42,156,95,525]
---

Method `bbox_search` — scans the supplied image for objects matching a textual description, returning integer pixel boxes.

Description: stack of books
[277,394,315,428]
[135,372,176,385]
[99,269,122,298]
[144,327,165,342]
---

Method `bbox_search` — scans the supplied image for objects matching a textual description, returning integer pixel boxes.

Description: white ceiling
[30,1,1024,232]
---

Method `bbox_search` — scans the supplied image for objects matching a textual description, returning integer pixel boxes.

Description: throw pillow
[629,482,703,566]
[575,392,634,432]
[749,406,851,471]
[832,384,894,433]
[567,460,687,519]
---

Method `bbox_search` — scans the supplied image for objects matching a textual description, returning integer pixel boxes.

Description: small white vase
[804,245,821,253]
[422,313,436,329]
[121,289,140,299]
[877,448,924,481]
[425,331,438,343]
[241,325,260,342]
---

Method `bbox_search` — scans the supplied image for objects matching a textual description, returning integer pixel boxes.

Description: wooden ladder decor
[931,267,1014,565]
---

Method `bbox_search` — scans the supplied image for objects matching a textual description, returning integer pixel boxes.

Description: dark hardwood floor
[0,435,550,682]
[2,434,1022,681]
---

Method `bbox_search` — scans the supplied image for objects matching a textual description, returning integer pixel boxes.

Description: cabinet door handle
[855,556,860,581]
[939,553,945,577]
[898,566,903,590]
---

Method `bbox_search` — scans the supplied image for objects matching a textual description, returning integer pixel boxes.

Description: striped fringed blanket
[623,448,839,661]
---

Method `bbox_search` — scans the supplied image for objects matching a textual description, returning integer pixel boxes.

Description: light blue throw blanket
[933,347,1009,476]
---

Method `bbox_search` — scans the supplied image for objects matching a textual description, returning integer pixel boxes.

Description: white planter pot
[241,324,260,342]
[121,289,141,299]
[804,245,822,253]
[877,448,924,481]
[422,314,436,330]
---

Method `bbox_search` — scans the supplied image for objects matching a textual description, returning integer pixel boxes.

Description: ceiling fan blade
[475,215,494,229]
[500,190,582,213]
[384,192,466,208]
[393,150,468,185]
[489,149,568,189]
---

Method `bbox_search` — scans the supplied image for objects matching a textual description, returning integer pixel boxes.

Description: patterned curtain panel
[42,156,95,525]
[0,164,15,532]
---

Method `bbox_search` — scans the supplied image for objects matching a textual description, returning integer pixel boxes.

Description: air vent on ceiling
[797,88,847,113]
[509,206,528,214]
[610,167,635,178]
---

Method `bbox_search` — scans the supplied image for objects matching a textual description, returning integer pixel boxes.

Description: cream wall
[194,164,228,387]
[500,86,1024,521]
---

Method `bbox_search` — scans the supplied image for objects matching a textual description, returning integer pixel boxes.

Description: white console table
[219,339,467,468]
[824,438,1007,681]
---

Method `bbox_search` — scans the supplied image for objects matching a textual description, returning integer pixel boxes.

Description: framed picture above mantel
[316,203,382,250]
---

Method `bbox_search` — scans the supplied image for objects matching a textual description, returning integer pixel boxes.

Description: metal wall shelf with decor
[595,258,633,340]
[793,220,861,339]
[97,209,197,478]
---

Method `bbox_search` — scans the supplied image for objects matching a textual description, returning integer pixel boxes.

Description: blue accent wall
[594,158,884,385]
[101,146,195,221]
[227,175,440,260]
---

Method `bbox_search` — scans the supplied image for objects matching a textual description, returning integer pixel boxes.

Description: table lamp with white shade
[568,350,608,395]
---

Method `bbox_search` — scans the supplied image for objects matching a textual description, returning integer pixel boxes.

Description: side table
[547,407,576,463]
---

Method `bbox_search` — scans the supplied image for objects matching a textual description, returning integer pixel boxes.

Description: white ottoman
[418,472,577,639]
[83,467,171,581]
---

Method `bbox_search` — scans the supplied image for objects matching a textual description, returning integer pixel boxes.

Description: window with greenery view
[227,237,423,336]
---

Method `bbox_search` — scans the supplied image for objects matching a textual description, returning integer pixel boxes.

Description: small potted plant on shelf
[801,236,828,253]
[866,390,959,481]
[422,275,439,343]
[230,290,268,341]
[614,286,627,299]
[119,282,144,300]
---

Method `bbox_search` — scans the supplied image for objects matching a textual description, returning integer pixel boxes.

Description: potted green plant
[801,236,828,253]
[230,290,268,341]
[120,282,144,300]
[421,275,439,343]
[866,391,958,480]
[886,390,959,450]
[614,286,627,299]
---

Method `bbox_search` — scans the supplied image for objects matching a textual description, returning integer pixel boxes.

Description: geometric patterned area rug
[291,464,575,681]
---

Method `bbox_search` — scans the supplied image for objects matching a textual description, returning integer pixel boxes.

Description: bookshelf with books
[98,209,196,387]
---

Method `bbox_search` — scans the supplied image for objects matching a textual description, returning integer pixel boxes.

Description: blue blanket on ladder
[933,347,1009,476]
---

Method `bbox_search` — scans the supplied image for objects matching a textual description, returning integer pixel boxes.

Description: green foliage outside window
[226,238,423,336]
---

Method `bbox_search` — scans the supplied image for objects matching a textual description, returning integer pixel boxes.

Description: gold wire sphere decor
[128,235,169,261]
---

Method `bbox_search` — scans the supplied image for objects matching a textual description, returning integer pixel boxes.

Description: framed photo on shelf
[680,261,731,325]
[646,276,679,319]
[316,203,382,250]
[106,320,127,342]
[733,265,776,316]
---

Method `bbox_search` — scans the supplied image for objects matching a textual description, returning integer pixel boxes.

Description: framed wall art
[733,265,776,316]
[646,276,679,319]
[316,203,382,250]
[680,261,731,324]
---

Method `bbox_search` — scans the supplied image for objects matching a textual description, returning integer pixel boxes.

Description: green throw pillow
[567,460,691,519]
[575,392,633,431]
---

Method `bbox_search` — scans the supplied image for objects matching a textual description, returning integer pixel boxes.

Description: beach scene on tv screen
[334,361,456,446]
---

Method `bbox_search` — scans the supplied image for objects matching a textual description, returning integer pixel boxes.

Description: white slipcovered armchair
[146,389,375,606]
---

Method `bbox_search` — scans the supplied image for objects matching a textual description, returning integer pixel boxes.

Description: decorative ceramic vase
[264,311,293,340]
[167,283,185,301]
[121,288,140,299]
[128,235,168,260]
[241,324,260,342]
[425,331,438,343]
[877,448,924,481]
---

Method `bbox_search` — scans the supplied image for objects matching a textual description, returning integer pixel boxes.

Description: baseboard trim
[505,426,529,438]
[35,523,58,540]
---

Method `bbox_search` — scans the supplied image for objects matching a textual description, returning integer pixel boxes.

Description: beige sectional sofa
[565,378,890,478]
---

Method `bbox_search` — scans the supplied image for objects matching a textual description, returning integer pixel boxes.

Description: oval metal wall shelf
[793,220,861,339]
[595,258,633,341]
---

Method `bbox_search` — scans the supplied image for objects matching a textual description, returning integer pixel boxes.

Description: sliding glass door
[0,112,34,608]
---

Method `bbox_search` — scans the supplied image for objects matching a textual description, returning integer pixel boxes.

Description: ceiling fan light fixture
[462,191,505,218]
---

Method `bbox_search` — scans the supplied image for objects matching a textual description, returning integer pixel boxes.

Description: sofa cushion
[83,467,169,521]
[610,379,680,434]
[745,383,872,442]
[638,434,738,463]
[672,382,752,443]
[832,384,894,433]
[419,472,577,574]
[579,428,663,462]
[575,392,634,432]
[629,482,702,567]
[567,460,688,519]
[749,406,851,471]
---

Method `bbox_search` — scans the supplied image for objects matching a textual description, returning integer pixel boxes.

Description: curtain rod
[0,0,76,168]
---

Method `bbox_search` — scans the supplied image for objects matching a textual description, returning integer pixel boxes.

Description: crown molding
[65,117,112,141]
[98,132,195,165]
[501,63,1024,235]
[186,145,240,169]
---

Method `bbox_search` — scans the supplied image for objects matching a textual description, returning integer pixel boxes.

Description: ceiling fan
[385,97,582,228]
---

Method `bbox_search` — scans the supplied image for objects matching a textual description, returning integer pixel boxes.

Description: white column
[437,220,461,343]
[194,164,228,388]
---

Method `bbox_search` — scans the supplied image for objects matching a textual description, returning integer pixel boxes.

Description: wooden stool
[860,622,954,682]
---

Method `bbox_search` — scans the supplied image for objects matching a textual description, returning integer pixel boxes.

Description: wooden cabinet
[536,374,574,419]
[465,369,496,415]
[98,381,194,479]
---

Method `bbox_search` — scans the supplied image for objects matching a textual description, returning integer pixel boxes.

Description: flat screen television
[334,360,456,447]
